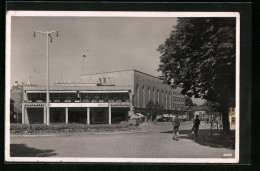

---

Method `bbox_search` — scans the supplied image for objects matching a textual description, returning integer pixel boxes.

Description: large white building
[21,69,185,124]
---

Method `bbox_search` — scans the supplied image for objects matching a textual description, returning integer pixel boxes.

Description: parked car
[158,117,168,122]
[36,99,43,103]
[180,115,188,122]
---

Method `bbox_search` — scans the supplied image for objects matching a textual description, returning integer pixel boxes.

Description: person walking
[172,114,181,140]
[193,115,201,141]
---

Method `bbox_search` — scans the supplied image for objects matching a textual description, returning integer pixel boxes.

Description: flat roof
[80,69,160,79]
[23,85,132,91]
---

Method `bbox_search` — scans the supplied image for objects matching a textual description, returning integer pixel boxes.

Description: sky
[9,15,204,105]
[11,16,176,85]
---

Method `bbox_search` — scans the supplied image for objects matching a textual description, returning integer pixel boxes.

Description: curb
[10,129,152,137]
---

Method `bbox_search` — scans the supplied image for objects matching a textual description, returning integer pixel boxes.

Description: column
[87,107,90,125]
[108,105,111,125]
[46,108,50,125]
[22,106,25,124]
[129,92,134,113]
[23,91,28,101]
[24,108,29,124]
[44,107,47,124]
[65,107,68,124]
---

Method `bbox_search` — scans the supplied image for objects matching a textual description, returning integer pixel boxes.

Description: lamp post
[33,30,59,125]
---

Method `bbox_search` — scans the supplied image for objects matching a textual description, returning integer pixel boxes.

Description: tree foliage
[202,101,220,112]
[146,101,164,121]
[157,18,236,132]
[185,97,194,107]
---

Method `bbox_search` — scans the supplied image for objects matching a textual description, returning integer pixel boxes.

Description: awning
[26,91,77,93]
[79,91,129,93]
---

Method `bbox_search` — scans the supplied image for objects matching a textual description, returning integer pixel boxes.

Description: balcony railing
[23,98,131,103]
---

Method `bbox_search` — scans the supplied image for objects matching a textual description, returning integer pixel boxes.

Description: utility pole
[33,30,59,125]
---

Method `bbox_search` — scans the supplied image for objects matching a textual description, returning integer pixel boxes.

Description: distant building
[229,107,235,130]
[191,106,208,120]
[20,69,185,125]
[10,84,23,123]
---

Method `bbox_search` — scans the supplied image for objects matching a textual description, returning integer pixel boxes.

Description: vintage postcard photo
[5,11,240,163]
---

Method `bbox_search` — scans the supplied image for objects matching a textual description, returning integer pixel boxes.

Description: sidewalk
[201,131,235,150]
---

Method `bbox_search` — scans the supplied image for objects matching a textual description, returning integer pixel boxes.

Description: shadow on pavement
[161,129,235,150]
[10,144,57,157]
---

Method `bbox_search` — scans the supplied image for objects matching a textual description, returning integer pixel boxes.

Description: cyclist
[172,114,181,140]
[193,115,200,141]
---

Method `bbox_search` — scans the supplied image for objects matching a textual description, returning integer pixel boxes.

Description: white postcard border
[5,11,240,163]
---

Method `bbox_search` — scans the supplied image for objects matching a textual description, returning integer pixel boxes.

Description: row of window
[172,98,185,104]
[135,85,185,109]
[25,93,130,103]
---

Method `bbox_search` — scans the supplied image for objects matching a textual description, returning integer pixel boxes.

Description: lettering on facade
[110,102,131,107]
[24,103,44,107]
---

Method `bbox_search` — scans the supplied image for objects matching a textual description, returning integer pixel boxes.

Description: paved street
[10,121,235,158]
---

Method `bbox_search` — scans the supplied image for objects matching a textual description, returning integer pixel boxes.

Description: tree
[185,97,194,107]
[202,100,220,118]
[158,18,235,133]
[193,103,198,107]
[146,101,165,121]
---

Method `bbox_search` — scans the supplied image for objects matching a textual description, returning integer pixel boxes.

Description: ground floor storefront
[22,103,131,125]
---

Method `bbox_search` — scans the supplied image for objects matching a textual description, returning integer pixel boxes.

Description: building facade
[10,85,23,123]
[229,107,235,130]
[81,70,185,112]
[20,69,185,124]
[191,106,208,120]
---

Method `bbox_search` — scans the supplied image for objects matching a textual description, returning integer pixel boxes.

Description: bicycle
[193,127,199,141]
[173,126,179,140]
[211,120,218,129]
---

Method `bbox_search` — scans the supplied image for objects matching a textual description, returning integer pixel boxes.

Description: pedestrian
[172,114,180,140]
[193,115,200,141]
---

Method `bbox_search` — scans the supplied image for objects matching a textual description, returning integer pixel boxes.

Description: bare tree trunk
[221,108,230,133]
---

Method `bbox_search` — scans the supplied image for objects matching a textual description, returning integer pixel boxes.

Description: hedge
[10,123,140,135]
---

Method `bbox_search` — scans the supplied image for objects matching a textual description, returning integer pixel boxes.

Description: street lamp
[33,30,59,125]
